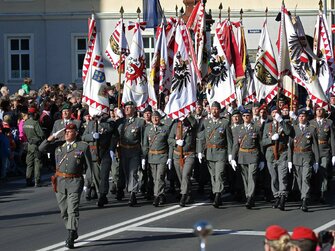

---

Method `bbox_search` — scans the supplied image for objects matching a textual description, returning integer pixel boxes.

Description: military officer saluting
[288,109,320,212]
[39,123,93,249]
[197,101,233,208]
[231,109,264,209]
[142,111,170,207]
[262,106,293,211]
[309,105,335,203]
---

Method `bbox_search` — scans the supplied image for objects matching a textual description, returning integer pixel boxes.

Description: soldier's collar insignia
[73,143,77,149]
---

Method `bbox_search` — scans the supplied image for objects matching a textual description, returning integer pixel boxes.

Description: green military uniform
[51,118,81,140]
[168,116,197,206]
[23,116,44,186]
[198,116,233,206]
[142,122,170,205]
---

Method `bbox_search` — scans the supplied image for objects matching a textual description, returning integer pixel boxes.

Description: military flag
[82,15,110,116]
[105,17,129,71]
[143,0,163,29]
[164,19,197,119]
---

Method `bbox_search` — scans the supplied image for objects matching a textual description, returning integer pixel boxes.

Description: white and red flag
[254,19,279,103]
[282,6,329,109]
[206,21,236,107]
[82,15,110,116]
[122,20,149,111]
[313,11,335,94]
[105,18,129,71]
[164,19,197,119]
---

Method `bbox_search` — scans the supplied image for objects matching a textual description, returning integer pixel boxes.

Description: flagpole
[117,6,124,108]
[219,3,222,23]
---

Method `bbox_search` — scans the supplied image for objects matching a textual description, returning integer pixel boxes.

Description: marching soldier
[309,105,335,203]
[197,101,233,208]
[231,109,264,209]
[262,106,293,211]
[117,101,145,206]
[39,123,93,249]
[288,109,320,212]
[168,115,198,207]
[23,106,45,187]
[142,111,170,207]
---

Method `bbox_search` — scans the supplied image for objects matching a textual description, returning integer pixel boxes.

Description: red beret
[281,104,289,110]
[265,225,288,241]
[259,103,268,111]
[65,123,77,130]
[291,227,318,242]
[28,107,37,114]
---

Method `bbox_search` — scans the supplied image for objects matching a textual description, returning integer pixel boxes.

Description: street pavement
[0,175,334,251]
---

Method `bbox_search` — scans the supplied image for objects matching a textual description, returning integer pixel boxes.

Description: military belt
[149,149,167,154]
[174,150,194,156]
[55,171,82,178]
[293,147,312,153]
[207,143,226,149]
[239,148,257,153]
[318,140,328,145]
[120,143,140,149]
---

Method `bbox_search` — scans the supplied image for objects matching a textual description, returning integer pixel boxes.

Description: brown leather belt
[207,143,226,149]
[318,140,328,145]
[174,150,194,156]
[293,147,312,153]
[55,171,82,178]
[120,143,140,149]
[149,149,167,154]
[239,148,257,153]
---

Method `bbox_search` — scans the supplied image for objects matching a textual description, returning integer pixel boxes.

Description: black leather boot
[65,230,76,249]
[278,195,286,211]
[128,192,137,207]
[272,197,280,209]
[179,194,187,207]
[153,196,160,207]
[97,194,108,208]
[213,193,222,208]
[301,198,308,212]
[245,197,254,209]
[116,190,124,201]
[26,178,34,187]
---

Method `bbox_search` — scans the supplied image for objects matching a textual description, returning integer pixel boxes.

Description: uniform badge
[252,133,257,139]
[306,140,310,144]
[306,132,311,139]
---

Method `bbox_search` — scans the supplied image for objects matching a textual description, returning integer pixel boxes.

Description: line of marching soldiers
[29,96,335,248]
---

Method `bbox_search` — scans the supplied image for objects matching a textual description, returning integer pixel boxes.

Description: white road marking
[313,219,335,233]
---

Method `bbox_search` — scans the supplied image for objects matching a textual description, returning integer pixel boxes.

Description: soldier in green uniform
[39,123,93,249]
[117,101,145,206]
[168,115,197,207]
[197,101,233,208]
[23,107,45,187]
[262,106,293,210]
[288,109,320,212]
[231,109,264,209]
[142,111,170,207]
[309,106,335,203]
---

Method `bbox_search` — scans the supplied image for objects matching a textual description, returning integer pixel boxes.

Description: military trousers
[120,153,141,193]
[26,144,42,182]
[174,155,195,195]
[149,163,166,197]
[240,163,258,199]
[318,156,331,193]
[56,190,81,231]
[267,153,289,198]
[293,161,312,199]
[111,158,123,190]
[207,160,226,194]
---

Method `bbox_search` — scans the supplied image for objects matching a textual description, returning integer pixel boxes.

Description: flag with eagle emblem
[82,15,110,116]
[164,18,197,119]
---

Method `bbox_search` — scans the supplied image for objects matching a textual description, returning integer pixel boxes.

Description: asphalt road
[1,175,334,251]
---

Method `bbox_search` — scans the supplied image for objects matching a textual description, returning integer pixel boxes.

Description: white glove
[271,133,279,141]
[275,113,283,123]
[259,161,265,171]
[141,159,146,170]
[288,162,293,173]
[227,106,233,114]
[230,160,237,171]
[166,159,172,170]
[176,139,184,146]
[332,156,335,166]
[289,111,297,120]
[52,128,65,138]
[115,108,124,118]
[110,150,116,162]
[92,132,100,139]
[313,163,319,173]
[198,153,203,163]
[228,154,232,162]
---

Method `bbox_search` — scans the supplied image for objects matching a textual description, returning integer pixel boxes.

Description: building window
[8,37,32,80]
[143,35,155,69]
[74,36,87,79]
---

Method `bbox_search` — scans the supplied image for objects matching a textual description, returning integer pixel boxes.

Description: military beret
[231,109,241,116]
[109,103,116,110]
[61,103,71,111]
[65,123,77,130]
[124,101,135,107]
[278,97,286,102]
[297,109,307,116]
[196,100,203,106]
[314,103,325,110]
[28,107,37,114]
[253,102,260,108]
[143,105,152,113]
[265,225,288,241]
[152,110,161,118]
[241,109,252,115]
[291,227,318,242]
[281,104,289,110]
[270,106,279,113]
[259,103,268,111]
[211,101,221,109]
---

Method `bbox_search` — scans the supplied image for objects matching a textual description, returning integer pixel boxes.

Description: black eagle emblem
[207,47,228,93]
[171,52,191,93]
